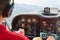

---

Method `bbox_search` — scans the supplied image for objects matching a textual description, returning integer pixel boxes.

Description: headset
[2,0,14,18]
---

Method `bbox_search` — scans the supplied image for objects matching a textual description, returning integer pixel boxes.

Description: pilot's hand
[47,36,55,40]
[32,37,42,40]
[15,28,25,35]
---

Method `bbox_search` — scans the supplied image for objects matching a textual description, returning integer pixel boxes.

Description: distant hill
[12,4,42,16]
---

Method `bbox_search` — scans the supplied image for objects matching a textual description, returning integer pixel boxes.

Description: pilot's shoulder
[5,30,29,40]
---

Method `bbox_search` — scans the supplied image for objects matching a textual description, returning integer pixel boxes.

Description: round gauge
[56,21,60,26]
[21,23,25,28]
[27,19,31,23]
[57,27,60,33]
[18,19,21,24]
[21,18,26,22]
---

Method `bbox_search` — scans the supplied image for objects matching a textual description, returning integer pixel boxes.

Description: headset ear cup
[2,3,12,18]
[2,0,14,18]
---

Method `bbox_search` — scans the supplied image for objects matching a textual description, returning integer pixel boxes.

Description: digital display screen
[40,32,59,40]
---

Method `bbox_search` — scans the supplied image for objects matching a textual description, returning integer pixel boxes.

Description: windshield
[6,0,60,29]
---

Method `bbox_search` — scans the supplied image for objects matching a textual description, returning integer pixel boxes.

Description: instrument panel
[11,14,59,40]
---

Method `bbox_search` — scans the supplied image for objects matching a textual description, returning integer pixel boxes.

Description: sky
[14,0,60,7]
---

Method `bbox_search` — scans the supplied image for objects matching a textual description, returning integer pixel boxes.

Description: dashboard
[11,14,60,40]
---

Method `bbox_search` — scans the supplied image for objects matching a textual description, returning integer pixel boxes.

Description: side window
[2,21,6,26]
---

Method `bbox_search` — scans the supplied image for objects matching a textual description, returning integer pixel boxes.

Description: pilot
[0,0,29,40]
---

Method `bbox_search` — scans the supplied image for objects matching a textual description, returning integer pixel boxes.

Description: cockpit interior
[2,7,60,40]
